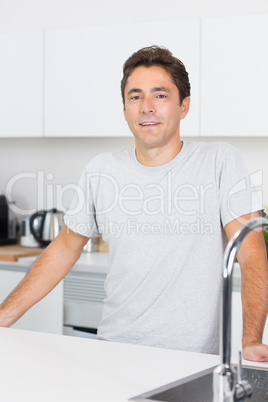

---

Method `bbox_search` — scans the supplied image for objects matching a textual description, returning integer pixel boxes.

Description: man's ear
[180,97,190,120]
[123,100,127,121]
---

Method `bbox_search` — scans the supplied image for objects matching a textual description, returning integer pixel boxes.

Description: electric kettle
[29,208,64,247]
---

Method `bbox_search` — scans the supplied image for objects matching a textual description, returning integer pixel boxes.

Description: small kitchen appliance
[29,208,64,247]
[0,195,17,245]
[20,217,40,247]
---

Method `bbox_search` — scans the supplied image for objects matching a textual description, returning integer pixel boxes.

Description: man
[0,46,267,361]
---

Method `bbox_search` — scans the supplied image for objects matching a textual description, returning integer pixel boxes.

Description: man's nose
[141,97,155,114]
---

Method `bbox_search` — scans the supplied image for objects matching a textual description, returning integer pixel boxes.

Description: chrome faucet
[213,217,268,401]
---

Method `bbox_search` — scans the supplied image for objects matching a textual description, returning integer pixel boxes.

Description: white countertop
[0,252,242,288]
[0,327,218,402]
[70,251,109,274]
[0,251,109,274]
[1,327,267,402]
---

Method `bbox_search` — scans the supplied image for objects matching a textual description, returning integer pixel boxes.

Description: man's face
[123,65,190,152]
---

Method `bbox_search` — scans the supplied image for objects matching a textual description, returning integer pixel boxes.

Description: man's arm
[225,212,268,362]
[0,224,89,327]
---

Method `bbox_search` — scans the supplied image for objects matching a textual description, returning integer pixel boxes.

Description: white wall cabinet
[1,14,268,138]
[0,31,43,137]
[44,19,200,138]
[0,269,63,334]
[201,14,268,137]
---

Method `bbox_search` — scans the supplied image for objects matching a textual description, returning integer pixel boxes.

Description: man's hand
[243,343,268,362]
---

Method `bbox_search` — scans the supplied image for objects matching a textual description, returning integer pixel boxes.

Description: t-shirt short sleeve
[64,162,101,238]
[217,143,265,227]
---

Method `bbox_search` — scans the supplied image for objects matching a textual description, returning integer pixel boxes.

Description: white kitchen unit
[62,252,108,338]
[44,18,200,137]
[0,264,63,334]
[201,13,268,137]
[0,252,109,336]
[0,30,43,137]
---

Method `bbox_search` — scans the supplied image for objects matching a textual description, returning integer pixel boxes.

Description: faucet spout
[213,217,268,401]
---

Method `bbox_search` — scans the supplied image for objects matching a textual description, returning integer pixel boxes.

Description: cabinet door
[45,19,200,137]
[0,269,63,334]
[0,31,43,137]
[201,14,268,137]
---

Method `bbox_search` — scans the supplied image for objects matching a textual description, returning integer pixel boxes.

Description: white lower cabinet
[0,269,63,334]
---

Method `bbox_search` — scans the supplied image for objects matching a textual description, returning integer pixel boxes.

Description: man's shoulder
[187,140,238,159]
[84,146,134,172]
[188,140,235,152]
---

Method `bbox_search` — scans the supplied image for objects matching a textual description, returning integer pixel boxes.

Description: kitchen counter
[0,327,267,402]
[0,251,243,288]
[0,250,109,274]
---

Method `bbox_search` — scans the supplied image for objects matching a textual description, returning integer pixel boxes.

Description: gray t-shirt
[64,141,263,354]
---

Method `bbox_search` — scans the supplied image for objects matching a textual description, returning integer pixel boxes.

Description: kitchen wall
[1,0,268,217]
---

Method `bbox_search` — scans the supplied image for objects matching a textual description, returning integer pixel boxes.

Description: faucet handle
[237,351,242,383]
[235,351,252,401]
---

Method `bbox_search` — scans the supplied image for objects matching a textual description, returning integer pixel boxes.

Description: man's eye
[157,94,167,99]
[130,96,141,101]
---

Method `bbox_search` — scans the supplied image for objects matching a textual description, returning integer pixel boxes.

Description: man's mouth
[140,122,160,126]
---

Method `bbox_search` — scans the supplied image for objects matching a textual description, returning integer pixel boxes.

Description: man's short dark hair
[121,45,191,106]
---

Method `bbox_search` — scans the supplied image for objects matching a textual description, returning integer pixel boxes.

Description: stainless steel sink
[130,366,268,401]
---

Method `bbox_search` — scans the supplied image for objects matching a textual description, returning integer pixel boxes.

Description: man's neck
[135,141,183,167]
